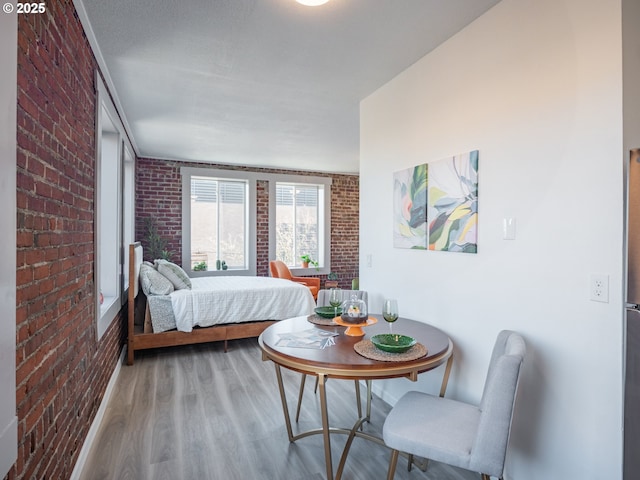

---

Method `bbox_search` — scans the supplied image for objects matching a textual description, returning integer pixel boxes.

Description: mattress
[147,276,316,333]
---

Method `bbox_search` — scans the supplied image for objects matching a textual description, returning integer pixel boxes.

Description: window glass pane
[296,186,318,262]
[190,176,247,271]
[99,125,119,309]
[276,183,322,267]
[276,185,295,265]
[219,182,246,268]
[191,176,218,270]
[122,146,134,288]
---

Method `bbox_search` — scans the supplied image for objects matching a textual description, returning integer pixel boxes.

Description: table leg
[318,373,334,480]
[366,379,372,420]
[439,354,454,398]
[295,374,307,422]
[274,364,295,442]
[354,380,362,419]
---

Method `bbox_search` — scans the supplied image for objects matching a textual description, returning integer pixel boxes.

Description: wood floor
[79,339,480,480]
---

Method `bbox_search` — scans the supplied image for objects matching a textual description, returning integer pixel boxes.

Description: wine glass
[329,288,342,318]
[382,299,398,334]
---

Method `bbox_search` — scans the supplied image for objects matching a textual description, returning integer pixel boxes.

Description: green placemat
[354,339,427,362]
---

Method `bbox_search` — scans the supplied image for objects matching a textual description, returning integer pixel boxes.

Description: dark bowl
[340,314,369,325]
[371,334,417,353]
[315,306,342,318]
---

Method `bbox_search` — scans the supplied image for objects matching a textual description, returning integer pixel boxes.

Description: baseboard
[365,379,402,407]
[69,346,125,480]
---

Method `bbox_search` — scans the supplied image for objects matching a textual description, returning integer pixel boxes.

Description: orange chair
[269,260,320,300]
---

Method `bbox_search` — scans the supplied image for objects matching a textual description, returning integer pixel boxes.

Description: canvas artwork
[393,164,428,249]
[427,150,478,253]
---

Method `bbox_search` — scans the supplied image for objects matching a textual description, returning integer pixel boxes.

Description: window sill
[291,267,329,276]
[189,268,255,277]
[97,295,120,339]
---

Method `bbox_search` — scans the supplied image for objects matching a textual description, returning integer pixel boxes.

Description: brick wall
[256,180,270,276]
[329,175,360,288]
[11,1,125,479]
[136,158,360,289]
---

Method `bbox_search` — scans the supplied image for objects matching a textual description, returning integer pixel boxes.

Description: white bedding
[157,276,315,333]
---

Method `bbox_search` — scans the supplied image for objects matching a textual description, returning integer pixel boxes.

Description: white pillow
[154,259,192,290]
[139,263,174,296]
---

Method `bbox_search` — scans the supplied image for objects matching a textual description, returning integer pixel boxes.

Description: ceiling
[78,0,501,174]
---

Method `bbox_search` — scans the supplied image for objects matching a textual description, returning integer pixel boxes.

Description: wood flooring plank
[79,339,481,480]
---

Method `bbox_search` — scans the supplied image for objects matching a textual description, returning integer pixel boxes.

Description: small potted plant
[300,254,319,270]
[192,261,207,271]
[326,271,339,289]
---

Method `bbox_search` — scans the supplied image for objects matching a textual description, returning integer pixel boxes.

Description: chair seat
[383,331,525,480]
[383,391,480,470]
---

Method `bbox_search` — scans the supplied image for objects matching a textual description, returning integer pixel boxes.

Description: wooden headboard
[129,241,143,302]
[127,242,143,351]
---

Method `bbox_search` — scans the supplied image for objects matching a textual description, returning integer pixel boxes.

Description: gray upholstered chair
[316,289,368,309]
[295,290,369,422]
[383,330,525,480]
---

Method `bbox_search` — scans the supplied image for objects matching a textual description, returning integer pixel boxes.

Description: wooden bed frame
[127,242,277,365]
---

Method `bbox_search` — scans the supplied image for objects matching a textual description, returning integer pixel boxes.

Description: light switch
[503,218,516,240]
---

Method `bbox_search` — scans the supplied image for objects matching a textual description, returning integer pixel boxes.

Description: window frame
[122,144,135,292]
[181,167,257,276]
[95,73,135,340]
[269,174,332,276]
[181,168,331,277]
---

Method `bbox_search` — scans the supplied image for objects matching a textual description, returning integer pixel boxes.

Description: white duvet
[168,276,315,332]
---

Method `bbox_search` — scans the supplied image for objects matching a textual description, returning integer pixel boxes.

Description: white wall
[360,0,624,478]
[0,8,17,478]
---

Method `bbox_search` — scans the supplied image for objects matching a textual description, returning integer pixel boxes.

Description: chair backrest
[317,289,368,308]
[469,330,526,478]
[269,260,292,280]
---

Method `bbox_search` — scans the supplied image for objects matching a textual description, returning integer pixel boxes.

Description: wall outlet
[590,274,609,303]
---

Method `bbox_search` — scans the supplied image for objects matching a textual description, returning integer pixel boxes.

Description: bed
[127,242,316,365]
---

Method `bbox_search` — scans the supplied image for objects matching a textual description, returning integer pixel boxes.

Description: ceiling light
[296,0,330,6]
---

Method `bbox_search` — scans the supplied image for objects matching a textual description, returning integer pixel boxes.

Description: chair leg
[387,449,399,480]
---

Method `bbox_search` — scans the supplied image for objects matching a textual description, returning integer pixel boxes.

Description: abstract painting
[427,150,478,253]
[393,164,428,249]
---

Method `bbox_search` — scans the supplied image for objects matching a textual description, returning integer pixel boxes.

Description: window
[95,74,135,339]
[122,145,135,289]
[181,168,256,275]
[270,176,331,275]
[190,177,248,270]
[97,111,120,320]
[181,169,330,277]
[275,183,322,266]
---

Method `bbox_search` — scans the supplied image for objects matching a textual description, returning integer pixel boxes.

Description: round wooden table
[258,315,453,480]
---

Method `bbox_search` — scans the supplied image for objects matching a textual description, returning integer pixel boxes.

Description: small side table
[325,280,339,289]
